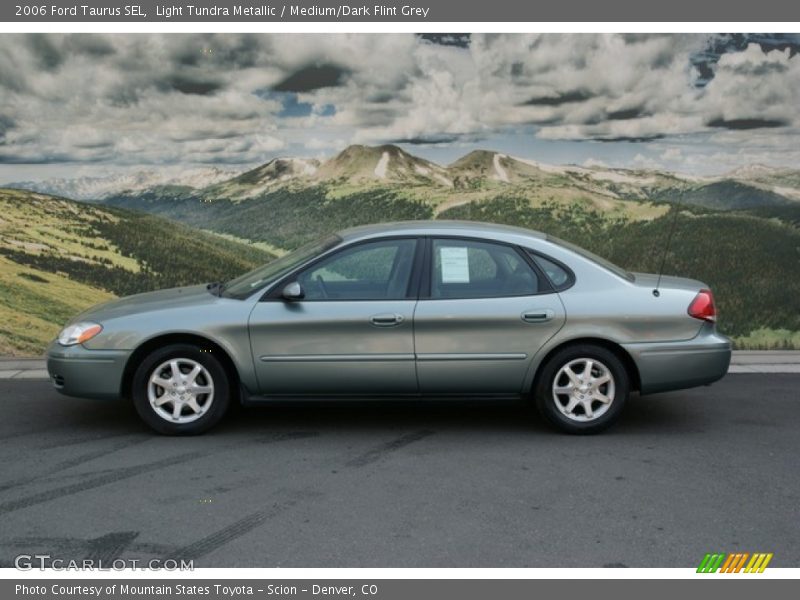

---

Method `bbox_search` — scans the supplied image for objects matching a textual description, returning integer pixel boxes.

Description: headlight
[57,322,103,346]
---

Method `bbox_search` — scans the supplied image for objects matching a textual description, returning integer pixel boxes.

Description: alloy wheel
[552,357,615,422]
[147,358,215,423]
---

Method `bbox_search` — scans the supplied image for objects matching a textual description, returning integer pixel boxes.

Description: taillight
[688,289,716,322]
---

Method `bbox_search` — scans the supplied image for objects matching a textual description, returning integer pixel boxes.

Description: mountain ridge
[7,166,240,202]
[11,144,800,207]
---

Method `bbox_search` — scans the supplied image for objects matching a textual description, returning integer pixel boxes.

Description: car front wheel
[131,344,230,435]
[534,344,629,434]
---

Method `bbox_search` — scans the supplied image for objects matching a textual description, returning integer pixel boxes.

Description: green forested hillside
[652,180,795,210]
[108,186,435,250]
[741,204,800,228]
[0,189,273,355]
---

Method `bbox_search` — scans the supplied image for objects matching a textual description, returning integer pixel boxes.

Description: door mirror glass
[281,281,304,300]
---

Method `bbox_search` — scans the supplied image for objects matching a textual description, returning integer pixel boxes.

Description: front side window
[297,238,417,300]
[221,234,341,299]
[430,239,540,299]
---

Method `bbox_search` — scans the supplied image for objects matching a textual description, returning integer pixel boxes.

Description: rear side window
[531,253,572,290]
[546,234,633,281]
[431,239,540,299]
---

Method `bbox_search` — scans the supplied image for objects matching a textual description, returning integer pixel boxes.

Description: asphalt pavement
[0,374,798,568]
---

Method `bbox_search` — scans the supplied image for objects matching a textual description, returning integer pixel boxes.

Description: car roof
[338,220,547,243]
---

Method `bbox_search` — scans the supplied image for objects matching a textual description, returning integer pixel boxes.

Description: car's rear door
[249,237,422,395]
[414,237,565,394]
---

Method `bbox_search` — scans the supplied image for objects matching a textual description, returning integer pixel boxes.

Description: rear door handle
[522,309,555,323]
[370,313,405,327]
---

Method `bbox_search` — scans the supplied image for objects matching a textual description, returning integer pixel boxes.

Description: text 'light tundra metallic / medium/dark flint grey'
[46,221,731,435]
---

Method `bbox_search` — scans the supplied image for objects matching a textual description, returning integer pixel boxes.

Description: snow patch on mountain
[493,153,509,182]
[434,173,454,187]
[773,185,800,200]
[9,167,241,201]
[374,152,390,179]
[295,158,319,176]
[588,170,657,185]
[512,156,583,175]
[726,164,786,180]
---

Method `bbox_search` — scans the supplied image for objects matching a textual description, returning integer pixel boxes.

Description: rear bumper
[622,326,732,395]
[46,341,130,400]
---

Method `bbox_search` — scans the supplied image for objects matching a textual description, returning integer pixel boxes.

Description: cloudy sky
[1,32,799,182]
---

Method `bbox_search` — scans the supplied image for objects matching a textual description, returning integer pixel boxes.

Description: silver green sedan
[47,221,731,435]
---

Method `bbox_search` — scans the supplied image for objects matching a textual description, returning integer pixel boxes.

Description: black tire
[534,344,629,434]
[131,343,231,435]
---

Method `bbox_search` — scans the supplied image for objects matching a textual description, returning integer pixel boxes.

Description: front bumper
[46,341,131,400]
[622,325,732,395]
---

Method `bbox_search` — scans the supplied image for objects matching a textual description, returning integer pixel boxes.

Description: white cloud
[583,158,609,168]
[660,147,684,161]
[702,44,800,128]
[632,153,663,170]
[0,33,798,173]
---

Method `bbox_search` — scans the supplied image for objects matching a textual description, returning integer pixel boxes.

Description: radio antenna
[653,190,684,297]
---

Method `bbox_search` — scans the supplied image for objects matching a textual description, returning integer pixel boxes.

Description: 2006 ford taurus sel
[47,221,731,435]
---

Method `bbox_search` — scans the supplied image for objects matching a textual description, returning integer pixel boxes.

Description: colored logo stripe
[745,553,773,573]
[697,553,725,573]
[697,552,773,573]
[719,553,749,573]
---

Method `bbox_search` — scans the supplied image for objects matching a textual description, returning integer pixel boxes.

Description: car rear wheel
[131,344,230,435]
[534,344,629,434]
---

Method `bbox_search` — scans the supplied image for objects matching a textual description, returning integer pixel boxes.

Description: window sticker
[440,246,470,283]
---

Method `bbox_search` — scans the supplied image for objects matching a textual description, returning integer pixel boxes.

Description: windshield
[547,235,634,281]
[221,234,342,299]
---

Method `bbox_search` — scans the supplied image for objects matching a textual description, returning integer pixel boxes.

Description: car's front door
[414,237,566,394]
[249,237,421,395]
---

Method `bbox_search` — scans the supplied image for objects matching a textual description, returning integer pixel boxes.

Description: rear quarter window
[527,251,574,291]
[546,235,633,282]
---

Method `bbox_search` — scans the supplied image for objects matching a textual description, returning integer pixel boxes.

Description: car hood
[74,284,216,322]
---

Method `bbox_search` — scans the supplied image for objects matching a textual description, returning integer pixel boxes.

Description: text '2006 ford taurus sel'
[47,221,731,435]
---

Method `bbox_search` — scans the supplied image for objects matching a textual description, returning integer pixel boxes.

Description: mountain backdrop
[3,144,800,355]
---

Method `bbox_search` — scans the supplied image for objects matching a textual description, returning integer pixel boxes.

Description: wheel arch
[532,337,641,393]
[121,333,242,402]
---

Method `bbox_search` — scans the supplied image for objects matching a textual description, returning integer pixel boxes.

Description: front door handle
[522,309,555,323]
[370,313,405,327]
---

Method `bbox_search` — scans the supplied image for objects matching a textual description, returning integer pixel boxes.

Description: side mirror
[281,281,304,301]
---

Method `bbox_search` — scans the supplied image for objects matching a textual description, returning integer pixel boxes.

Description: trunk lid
[630,272,708,292]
